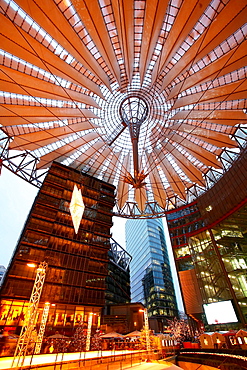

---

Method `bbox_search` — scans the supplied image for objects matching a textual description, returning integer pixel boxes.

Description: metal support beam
[110,238,132,271]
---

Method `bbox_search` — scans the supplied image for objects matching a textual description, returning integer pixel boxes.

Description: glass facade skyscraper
[166,147,247,331]
[0,162,116,335]
[126,218,178,332]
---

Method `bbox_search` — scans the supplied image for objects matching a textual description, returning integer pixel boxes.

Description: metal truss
[1,130,246,219]
[0,135,47,188]
[110,238,132,271]
[34,302,50,354]
[116,201,166,219]
[12,262,48,368]
[0,0,247,220]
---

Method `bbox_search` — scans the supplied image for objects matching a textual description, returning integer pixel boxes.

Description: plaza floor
[0,350,182,370]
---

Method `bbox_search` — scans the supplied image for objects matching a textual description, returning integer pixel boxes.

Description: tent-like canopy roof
[100,331,124,338]
[124,330,141,338]
[0,0,246,217]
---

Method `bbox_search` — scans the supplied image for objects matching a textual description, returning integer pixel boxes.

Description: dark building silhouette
[101,302,145,334]
[106,239,131,305]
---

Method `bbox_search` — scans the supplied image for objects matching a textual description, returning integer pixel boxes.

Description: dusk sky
[0,166,183,310]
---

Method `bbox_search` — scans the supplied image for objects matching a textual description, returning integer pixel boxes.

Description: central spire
[120,96,149,186]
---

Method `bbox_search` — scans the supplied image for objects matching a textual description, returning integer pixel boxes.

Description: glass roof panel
[0,0,246,217]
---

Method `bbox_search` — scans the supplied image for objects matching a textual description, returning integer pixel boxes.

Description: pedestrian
[0,331,9,356]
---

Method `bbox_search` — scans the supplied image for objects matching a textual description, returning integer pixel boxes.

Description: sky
[0,166,184,311]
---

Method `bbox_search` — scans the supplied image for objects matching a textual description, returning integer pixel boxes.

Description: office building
[167,147,247,331]
[0,266,6,286]
[0,162,115,335]
[126,218,178,332]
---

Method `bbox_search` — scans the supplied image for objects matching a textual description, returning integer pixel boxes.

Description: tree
[91,330,102,351]
[166,317,192,345]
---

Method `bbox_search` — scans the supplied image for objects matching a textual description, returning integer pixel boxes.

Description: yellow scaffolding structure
[12,261,48,368]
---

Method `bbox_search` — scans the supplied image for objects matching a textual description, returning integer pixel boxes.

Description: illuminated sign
[203,300,238,325]
[69,184,85,234]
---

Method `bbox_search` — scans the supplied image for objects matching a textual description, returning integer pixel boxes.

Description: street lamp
[27,263,37,268]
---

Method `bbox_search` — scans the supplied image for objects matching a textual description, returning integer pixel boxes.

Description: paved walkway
[0,351,183,370]
[125,362,182,369]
